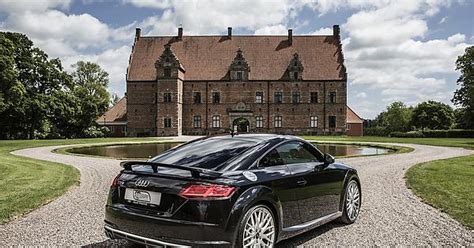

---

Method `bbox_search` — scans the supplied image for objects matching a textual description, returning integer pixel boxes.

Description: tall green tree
[0,32,111,139]
[70,61,110,137]
[452,46,474,129]
[412,101,454,130]
[374,101,413,132]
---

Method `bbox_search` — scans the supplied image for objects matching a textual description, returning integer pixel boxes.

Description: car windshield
[149,137,259,170]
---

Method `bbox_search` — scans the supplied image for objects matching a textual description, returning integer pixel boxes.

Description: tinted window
[259,149,284,167]
[276,142,319,164]
[150,138,258,170]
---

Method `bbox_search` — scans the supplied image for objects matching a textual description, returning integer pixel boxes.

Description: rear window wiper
[120,161,223,178]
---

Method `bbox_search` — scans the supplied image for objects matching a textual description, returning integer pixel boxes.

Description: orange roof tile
[96,96,127,124]
[127,35,346,81]
[346,106,364,124]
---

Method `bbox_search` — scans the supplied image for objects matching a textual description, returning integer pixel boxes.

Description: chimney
[135,28,141,41]
[228,27,232,38]
[333,25,340,39]
[178,26,183,40]
[288,29,293,45]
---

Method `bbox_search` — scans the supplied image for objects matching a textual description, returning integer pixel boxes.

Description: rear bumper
[105,204,234,247]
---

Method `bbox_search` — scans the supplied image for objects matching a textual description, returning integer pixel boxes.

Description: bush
[390,131,424,138]
[82,126,110,138]
[422,129,474,138]
[364,127,391,136]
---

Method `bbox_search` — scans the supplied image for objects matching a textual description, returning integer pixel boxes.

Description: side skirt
[278,211,342,241]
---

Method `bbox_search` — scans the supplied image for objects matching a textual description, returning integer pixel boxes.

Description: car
[104,134,361,247]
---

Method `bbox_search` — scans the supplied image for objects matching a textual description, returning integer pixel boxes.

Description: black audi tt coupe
[104,134,361,247]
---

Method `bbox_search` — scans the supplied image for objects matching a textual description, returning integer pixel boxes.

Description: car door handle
[296,179,307,186]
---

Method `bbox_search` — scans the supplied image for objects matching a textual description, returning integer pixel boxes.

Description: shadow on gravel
[276,222,344,247]
[81,223,342,248]
[82,239,139,248]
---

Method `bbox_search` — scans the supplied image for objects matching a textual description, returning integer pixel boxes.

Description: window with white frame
[274,116,282,128]
[310,116,318,128]
[164,117,172,128]
[212,115,220,128]
[163,93,172,103]
[292,91,301,104]
[255,92,263,104]
[256,116,264,128]
[193,115,201,128]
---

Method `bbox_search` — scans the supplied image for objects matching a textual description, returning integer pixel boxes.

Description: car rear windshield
[149,137,259,170]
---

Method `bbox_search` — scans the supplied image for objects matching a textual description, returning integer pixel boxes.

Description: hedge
[388,129,474,138]
[422,129,474,138]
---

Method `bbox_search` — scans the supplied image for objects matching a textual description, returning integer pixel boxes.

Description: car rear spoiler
[120,161,223,178]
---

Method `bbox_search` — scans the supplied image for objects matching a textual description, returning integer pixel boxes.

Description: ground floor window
[212,115,220,128]
[164,117,172,128]
[193,115,201,128]
[256,116,264,128]
[274,116,282,128]
[310,116,318,128]
[329,116,336,128]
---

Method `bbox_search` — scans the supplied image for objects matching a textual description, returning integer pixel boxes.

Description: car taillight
[179,184,236,199]
[111,174,120,188]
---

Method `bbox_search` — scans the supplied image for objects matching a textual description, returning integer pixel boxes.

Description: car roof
[202,133,302,144]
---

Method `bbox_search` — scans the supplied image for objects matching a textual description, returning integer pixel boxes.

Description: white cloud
[126,0,302,35]
[62,46,132,95]
[439,16,448,24]
[0,0,71,13]
[254,24,288,35]
[4,10,110,52]
[355,92,367,98]
[311,27,333,35]
[122,0,172,9]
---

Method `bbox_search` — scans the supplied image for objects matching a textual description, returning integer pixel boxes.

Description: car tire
[236,204,276,248]
[339,179,361,224]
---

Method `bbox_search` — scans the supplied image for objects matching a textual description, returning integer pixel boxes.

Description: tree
[0,32,70,139]
[0,32,111,139]
[111,93,120,106]
[374,101,412,132]
[452,46,474,129]
[70,61,110,137]
[412,101,454,130]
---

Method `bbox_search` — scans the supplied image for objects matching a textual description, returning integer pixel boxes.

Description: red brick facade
[126,26,347,137]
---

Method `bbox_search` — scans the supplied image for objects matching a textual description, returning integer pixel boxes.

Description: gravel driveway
[0,141,472,247]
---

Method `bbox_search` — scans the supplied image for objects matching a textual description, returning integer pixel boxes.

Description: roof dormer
[229,48,250,81]
[287,53,304,80]
[155,43,185,79]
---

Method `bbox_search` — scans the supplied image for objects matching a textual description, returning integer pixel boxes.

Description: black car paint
[104,134,359,246]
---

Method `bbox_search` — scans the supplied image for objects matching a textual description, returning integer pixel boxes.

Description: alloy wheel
[346,181,360,221]
[243,206,275,248]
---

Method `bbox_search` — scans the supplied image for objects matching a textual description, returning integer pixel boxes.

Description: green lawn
[406,155,474,229]
[0,137,157,223]
[301,136,474,149]
[1,135,472,227]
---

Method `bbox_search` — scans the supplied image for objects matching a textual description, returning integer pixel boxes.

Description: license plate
[124,188,161,206]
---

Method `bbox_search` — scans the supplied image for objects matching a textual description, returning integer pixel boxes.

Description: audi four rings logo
[135,179,150,187]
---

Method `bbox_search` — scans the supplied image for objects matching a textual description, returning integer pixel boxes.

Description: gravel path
[0,141,472,247]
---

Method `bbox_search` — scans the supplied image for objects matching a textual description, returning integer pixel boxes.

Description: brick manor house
[125,26,347,137]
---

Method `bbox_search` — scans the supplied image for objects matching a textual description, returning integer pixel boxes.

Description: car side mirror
[323,154,335,165]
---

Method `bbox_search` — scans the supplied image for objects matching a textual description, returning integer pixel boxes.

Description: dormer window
[287,53,304,81]
[237,71,243,80]
[229,48,250,81]
[155,43,185,79]
[164,68,171,78]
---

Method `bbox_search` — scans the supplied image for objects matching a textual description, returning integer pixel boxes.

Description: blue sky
[0,0,473,118]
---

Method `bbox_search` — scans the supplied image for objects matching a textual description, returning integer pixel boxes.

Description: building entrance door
[233,117,250,133]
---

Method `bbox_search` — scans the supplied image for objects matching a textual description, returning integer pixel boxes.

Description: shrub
[390,131,424,138]
[82,126,110,138]
[364,127,391,136]
[422,129,474,138]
